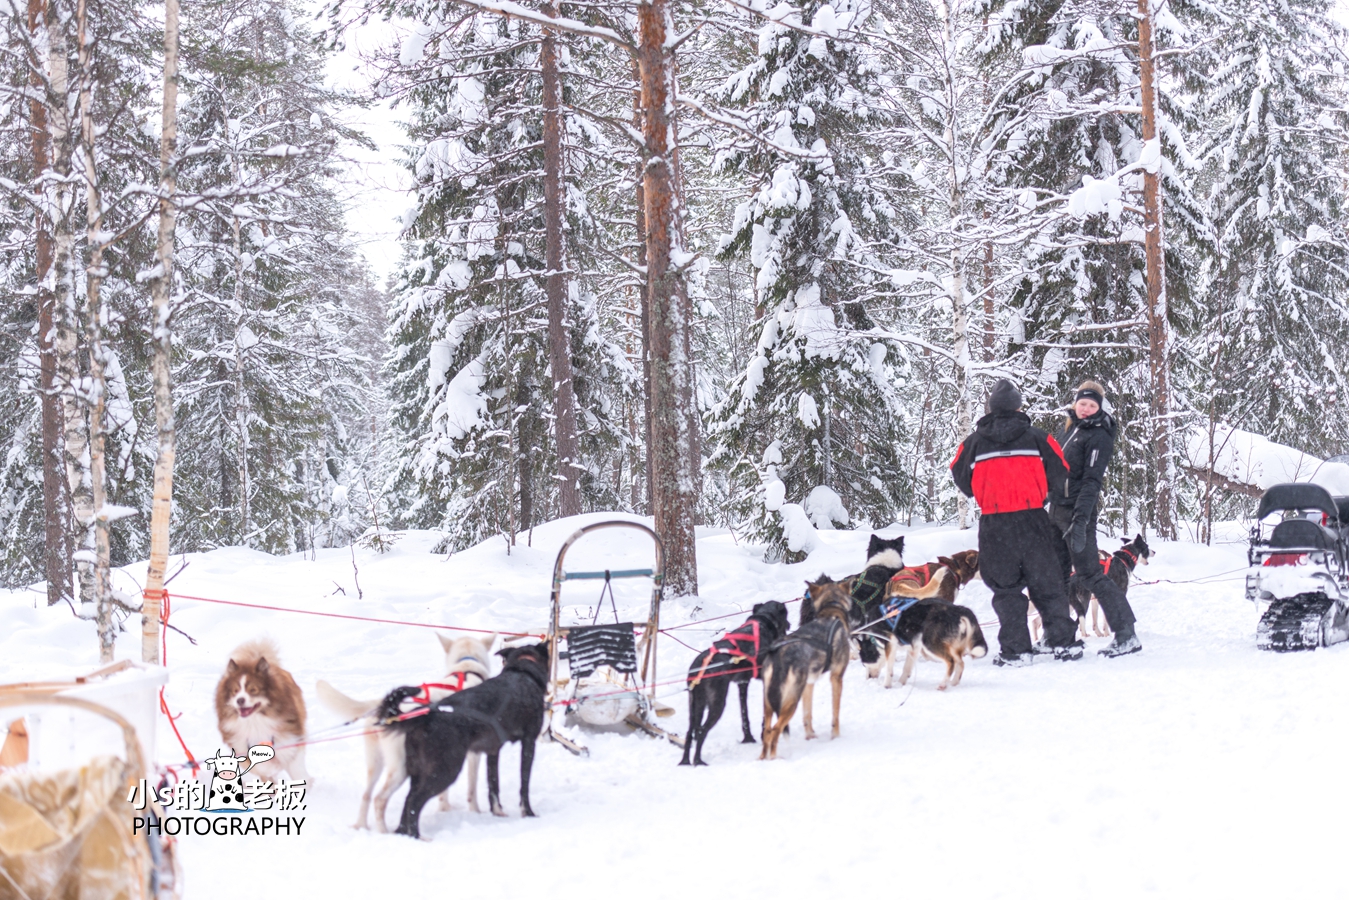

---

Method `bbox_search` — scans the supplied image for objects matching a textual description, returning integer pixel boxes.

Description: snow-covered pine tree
[384,10,630,550]
[977,0,1210,535]
[171,0,379,554]
[1192,0,1349,459]
[706,0,911,560]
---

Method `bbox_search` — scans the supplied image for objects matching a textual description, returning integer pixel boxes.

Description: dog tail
[315,679,378,720]
[963,615,988,658]
[895,567,948,600]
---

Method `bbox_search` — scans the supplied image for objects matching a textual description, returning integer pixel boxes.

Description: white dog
[316,632,494,831]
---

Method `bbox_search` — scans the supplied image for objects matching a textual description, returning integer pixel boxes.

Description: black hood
[975,410,1031,443]
[1068,407,1117,437]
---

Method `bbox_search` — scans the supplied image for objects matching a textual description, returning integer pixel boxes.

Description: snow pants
[978,508,1078,656]
[1048,504,1137,634]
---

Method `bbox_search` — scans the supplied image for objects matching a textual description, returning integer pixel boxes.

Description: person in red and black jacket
[950,379,1083,665]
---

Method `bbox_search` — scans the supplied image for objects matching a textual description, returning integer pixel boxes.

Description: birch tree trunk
[143,0,180,664]
[1138,0,1175,538]
[29,0,68,608]
[47,2,96,616]
[541,3,581,517]
[77,0,113,659]
[636,0,699,596]
[943,0,971,529]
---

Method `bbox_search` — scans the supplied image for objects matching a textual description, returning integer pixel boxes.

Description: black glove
[1069,516,1089,555]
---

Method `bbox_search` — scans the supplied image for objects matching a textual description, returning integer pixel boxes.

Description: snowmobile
[1245,482,1349,651]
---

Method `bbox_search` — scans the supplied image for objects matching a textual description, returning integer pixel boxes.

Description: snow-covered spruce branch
[675,97,829,161]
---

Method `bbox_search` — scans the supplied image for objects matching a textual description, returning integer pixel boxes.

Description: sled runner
[1245,483,1349,651]
[544,520,683,755]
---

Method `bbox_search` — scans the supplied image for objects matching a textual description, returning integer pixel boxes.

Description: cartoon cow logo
[202,745,276,812]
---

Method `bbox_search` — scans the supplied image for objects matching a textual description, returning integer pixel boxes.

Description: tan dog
[759,576,859,760]
[884,549,981,604]
[316,632,494,831]
[215,639,308,781]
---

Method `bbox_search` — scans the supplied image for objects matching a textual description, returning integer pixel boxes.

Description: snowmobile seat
[1268,518,1340,553]
[1256,483,1339,523]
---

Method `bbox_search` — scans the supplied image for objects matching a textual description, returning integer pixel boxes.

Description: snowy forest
[3,0,1349,629]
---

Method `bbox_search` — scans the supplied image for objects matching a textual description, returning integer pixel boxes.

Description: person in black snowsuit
[1048,381,1142,657]
[950,379,1083,665]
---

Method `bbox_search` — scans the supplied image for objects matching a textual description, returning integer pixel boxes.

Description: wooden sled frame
[544,520,684,755]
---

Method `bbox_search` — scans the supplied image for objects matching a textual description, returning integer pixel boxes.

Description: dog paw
[937,684,948,691]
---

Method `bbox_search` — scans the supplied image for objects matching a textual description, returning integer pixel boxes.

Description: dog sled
[0,661,182,899]
[1245,483,1349,651]
[544,520,683,756]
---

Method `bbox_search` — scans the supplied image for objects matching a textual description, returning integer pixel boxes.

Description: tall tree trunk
[636,0,698,596]
[633,63,651,516]
[77,0,113,659]
[1138,0,1175,538]
[143,0,179,664]
[541,5,581,517]
[941,0,971,530]
[29,0,67,608]
[232,214,251,543]
[47,2,95,615]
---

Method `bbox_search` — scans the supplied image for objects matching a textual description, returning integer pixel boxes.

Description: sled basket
[0,691,182,900]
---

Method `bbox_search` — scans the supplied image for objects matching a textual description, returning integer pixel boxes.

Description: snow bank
[6,518,1349,897]
[1184,423,1349,495]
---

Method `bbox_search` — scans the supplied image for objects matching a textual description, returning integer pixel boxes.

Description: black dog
[382,642,549,837]
[679,601,790,766]
[849,534,905,664]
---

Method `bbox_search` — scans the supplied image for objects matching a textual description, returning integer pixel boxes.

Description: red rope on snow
[164,591,546,639]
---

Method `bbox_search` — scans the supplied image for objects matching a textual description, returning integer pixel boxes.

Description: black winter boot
[1099,625,1142,657]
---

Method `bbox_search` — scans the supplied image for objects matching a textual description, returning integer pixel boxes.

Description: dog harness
[688,619,762,686]
[1100,547,1139,577]
[408,672,472,707]
[851,565,897,610]
[887,562,941,594]
[879,595,920,630]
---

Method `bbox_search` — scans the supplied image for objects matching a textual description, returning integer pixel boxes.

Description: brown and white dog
[215,639,307,781]
[759,576,861,760]
[885,549,981,604]
[891,600,988,690]
[862,549,980,686]
[316,632,495,831]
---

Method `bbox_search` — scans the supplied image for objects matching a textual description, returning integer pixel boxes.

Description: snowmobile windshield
[1256,483,1338,523]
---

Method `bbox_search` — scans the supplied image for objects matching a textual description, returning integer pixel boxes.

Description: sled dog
[759,576,861,760]
[385,643,550,838]
[891,600,988,690]
[316,632,495,830]
[1071,534,1152,637]
[215,639,308,781]
[680,601,790,766]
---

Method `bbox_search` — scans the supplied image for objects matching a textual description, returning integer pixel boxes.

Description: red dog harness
[688,619,762,686]
[887,562,941,593]
[410,672,471,706]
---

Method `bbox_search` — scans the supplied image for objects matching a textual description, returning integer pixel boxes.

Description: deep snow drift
[2,514,1346,898]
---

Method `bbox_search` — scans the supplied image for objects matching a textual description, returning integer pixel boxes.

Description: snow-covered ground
[3,515,1347,898]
